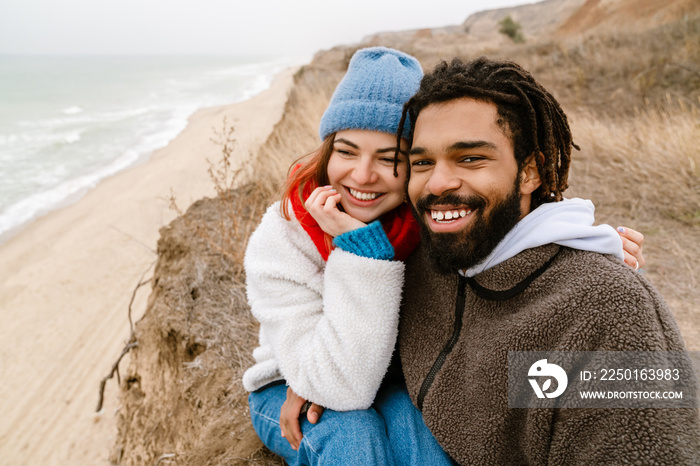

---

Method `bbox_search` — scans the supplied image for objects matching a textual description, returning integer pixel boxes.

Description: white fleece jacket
[242,201,405,411]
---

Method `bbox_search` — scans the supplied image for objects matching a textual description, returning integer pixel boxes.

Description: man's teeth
[349,188,381,201]
[431,209,471,222]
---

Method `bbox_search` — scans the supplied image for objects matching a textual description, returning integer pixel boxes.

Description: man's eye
[411,160,432,166]
[460,156,484,163]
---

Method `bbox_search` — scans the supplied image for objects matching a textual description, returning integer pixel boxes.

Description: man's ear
[520,153,542,195]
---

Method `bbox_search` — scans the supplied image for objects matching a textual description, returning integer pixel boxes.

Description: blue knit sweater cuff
[333,221,395,260]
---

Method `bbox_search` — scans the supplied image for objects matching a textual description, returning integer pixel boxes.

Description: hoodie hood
[461,198,623,277]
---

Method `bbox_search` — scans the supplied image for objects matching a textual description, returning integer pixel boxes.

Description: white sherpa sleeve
[244,202,405,411]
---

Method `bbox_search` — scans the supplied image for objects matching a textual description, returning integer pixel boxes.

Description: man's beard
[412,178,523,275]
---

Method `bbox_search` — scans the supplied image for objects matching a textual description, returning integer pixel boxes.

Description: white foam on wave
[18,106,158,130]
[212,59,291,106]
[236,74,275,102]
[64,132,81,144]
[62,106,83,115]
[0,134,19,146]
[0,108,193,241]
[0,148,143,239]
[131,109,192,159]
[0,130,83,148]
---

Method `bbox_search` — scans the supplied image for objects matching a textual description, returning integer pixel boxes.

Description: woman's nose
[351,159,378,185]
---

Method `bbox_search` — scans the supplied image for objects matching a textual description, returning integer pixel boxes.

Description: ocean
[0,54,298,243]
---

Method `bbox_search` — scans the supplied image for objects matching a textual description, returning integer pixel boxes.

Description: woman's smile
[345,186,386,203]
[326,129,407,224]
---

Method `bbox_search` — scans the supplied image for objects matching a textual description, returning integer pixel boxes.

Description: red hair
[280,133,337,250]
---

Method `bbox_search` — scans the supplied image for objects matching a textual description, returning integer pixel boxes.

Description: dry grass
[367,13,700,113]
[569,101,700,225]
[171,118,275,276]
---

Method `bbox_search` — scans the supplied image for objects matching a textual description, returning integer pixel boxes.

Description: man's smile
[430,208,472,222]
[425,205,475,232]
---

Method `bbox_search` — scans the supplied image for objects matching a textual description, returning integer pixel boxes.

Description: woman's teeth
[431,209,471,223]
[349,188,381,201]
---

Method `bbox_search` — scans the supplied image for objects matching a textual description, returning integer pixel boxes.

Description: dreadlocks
[396,56,579,206]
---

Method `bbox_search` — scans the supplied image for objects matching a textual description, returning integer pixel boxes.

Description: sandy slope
[0,68,295,465]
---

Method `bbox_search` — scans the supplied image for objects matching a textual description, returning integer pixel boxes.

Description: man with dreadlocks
[397,57,699,464]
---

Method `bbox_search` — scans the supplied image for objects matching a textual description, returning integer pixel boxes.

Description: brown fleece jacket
[399,243,699,465]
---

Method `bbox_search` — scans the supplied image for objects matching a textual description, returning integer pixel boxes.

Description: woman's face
[326,129,408,224]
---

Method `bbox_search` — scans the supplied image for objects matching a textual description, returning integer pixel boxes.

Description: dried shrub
[499,15,525,43]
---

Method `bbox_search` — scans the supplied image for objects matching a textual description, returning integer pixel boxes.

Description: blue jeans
[248,381,454,465]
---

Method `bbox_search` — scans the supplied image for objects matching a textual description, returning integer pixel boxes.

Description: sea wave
[0,148,143,239]
[0,130,83,147]
[18,106,158,130]
[0,55,295,244]
[62,106,83,115]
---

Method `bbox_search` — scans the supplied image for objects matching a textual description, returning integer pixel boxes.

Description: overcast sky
[0,0,533,57]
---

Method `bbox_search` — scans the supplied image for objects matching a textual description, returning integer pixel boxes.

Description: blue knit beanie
[318,47,423,141]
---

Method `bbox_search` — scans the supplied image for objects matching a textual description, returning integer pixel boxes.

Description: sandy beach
[0,67,295,465]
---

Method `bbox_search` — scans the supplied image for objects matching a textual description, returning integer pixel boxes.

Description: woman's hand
[617,226,645,270]
[280,386,325,450]
[305,186,366,237]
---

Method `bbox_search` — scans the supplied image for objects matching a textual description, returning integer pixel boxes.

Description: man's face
[407,98,538,274]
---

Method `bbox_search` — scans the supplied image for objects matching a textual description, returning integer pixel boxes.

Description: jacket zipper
[417,274,468,411]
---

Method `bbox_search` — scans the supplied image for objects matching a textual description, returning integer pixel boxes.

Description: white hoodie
[461,198,624,277]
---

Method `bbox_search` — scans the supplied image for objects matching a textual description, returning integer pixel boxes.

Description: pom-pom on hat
[318,47,423,141]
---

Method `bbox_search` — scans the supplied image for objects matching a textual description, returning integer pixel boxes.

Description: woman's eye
[411,160,432,167]
[335,149,353,155]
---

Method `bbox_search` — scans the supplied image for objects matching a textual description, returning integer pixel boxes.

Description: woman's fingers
[305,186,338,213]
[304,186,329,211]
[617,226,645,248]
[322,192,342,213]
[304,185,364,236]
[617,227,645,270]
[623,250,639,270]
[620,237,640,268]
